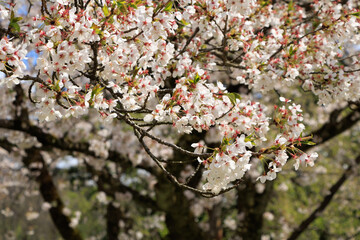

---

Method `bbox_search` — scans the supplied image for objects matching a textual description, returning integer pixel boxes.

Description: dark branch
[0,118,155,175]
[85,162,160,211]
[175,27,200,58]
[301,107,360,152]
[287,155,360,240]
[24,148,83,240]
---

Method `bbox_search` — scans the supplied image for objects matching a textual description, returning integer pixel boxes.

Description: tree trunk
[208,202,223,240]
[106,202,122,240]
[237,178,274,240]
[155,173,205,240]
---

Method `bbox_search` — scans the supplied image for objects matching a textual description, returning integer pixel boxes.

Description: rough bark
[236,179,274,240]
[155,133,206,240]
[106,203,122,240]
[155,173,205,240]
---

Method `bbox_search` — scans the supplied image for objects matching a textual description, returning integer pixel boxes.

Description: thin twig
[175,27,200,58]
[287,155,360,240]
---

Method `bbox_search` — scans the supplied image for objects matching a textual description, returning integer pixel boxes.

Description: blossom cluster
[1,0,359,117]
[192,97,316,193]
[257,98,314,184]
[0,37,27,87]
[2,0,358,194]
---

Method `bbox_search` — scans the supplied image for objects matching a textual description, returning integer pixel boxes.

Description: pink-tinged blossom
[3,0,349,194]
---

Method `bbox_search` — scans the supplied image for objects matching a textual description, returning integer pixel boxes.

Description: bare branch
[124,116,212,158]
[301,107,360,152]
[134,128,243,198]
[287,155,360,240]
[0,118,148,173]
[175,27,200,58]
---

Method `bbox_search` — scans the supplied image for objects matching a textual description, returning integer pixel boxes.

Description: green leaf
[14,17,22,22]
[159,226,169,238]
[260,0,271,7]
[9,22,20,32]
[9,10,22,32]
[103,5,110,17]
[180,19,189,26]
[193,73,201,83]
[349,12,360,17]
[188,73,201,84]
[54,80,61,92]
[288,45,297,56]
[164,1,173,12]
[225,92,242,105]
[222,138,230,145]
[303,141,316,146]
[194,2,204,8]
[288,0,294,11]
[312,18,321,31]
[289,45,296,56]
[269,145,279,151]
[116,0,127,13]
[132,66,140,79]
[91,85,105,99]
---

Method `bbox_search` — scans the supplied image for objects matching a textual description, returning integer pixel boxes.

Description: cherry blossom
[2,0,359,195]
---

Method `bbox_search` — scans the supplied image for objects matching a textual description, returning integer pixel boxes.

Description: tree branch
[106,202,123,240]
[0,118,144,171]
[301,107,360,152]
[85,162,160,211]
[175,27,200,58]
[287,155,360,240]
[23,148,83,240]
